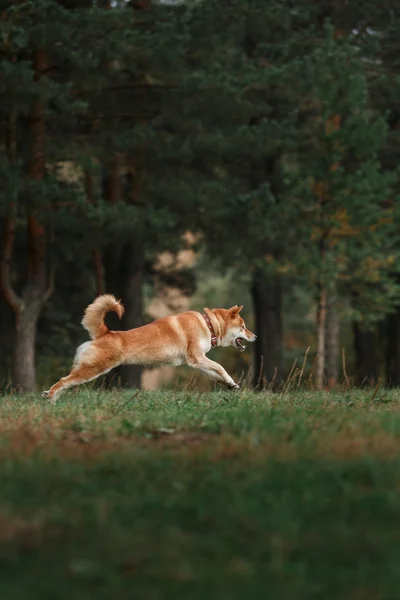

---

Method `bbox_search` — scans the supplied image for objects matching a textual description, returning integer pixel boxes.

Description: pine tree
[287,31,399,388]
[175,3,399,389]
[170,0,317,387]
[0,0,87,390]
[301,1,400,384]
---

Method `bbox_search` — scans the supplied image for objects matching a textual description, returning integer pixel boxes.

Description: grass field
[1,387,400,599]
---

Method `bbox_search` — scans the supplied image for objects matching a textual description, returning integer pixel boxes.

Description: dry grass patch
[1,390,400,462]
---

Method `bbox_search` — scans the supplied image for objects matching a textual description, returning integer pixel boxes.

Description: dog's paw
[42,390,56,405]
[228,382,240,391]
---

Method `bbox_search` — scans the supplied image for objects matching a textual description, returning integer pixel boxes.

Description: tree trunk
[103,242,144,389]
[119,242,143,388]
[0,48,53,392]
[0,295,14,384]
[85,171,105,296]
[105,154,144,388]
[353,323,377,386]
[315,286,327,390]
[15,48,53,392]
[251,270,282,390]
[325,292,339,389]
[386,306,400,386]
[103,156,121,206]
[13,298,42,393]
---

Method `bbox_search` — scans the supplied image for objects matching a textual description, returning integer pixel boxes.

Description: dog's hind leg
[42,363,113,405]
[187,352,240,390]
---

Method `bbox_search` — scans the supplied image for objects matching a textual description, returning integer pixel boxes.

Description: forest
[1,0,400,393]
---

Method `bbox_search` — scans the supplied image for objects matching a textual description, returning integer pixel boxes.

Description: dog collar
[202,313,217,347]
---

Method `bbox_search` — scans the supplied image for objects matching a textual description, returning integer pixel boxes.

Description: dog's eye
[241,325,245,329]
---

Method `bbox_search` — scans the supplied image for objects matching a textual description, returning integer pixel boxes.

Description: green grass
[1,388,400,599]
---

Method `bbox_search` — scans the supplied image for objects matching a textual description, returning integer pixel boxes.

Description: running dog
[42,294,256,403]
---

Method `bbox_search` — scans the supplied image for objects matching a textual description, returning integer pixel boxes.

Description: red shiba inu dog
[42,294,256,403]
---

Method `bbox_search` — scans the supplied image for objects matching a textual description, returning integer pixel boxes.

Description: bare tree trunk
[118,158,144,388]
[102,156,144,389]
[353,323,377,386]
[385,278,400,387]
[102,156,123,388]
[103,242,144,389]
[325,291,339,389]
[119,242,143,388]
[386,305,400,386]
[312,115,342,391]
[13,297,42,392]
[251,270,282,390]
[315,286,327,390]
[85,172,105,296]
[0,48,54,392]
[92,250,105,297]
[103,156,121,206]
[0,294,14,384]
[17,48,53,391]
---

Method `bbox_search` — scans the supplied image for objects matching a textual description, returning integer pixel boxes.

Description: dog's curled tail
[81,294,124,339]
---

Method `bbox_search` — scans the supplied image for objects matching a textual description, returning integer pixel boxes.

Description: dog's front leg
[187,352,240,390]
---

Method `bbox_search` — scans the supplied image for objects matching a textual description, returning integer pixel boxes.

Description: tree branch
[86,171,105,296]
[93,250,105,296]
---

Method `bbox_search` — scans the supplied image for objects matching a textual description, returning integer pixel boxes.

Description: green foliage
[288,32,400,322]
[0,0,198,266]
[175,4,400,325]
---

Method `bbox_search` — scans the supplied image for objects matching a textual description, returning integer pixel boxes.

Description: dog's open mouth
[235,337,246,352]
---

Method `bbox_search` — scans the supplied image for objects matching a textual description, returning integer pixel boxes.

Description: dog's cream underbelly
[121,353,185,367]
[168,357,185,366]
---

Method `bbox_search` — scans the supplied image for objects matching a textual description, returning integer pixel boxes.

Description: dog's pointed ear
[229,305,243,316]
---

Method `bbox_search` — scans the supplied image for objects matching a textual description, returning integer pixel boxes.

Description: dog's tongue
[236,338,246,351]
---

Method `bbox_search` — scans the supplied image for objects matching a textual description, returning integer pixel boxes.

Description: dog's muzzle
[235,338,246,352]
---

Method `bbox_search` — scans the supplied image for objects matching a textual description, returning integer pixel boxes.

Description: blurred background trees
[1,0,400,392]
